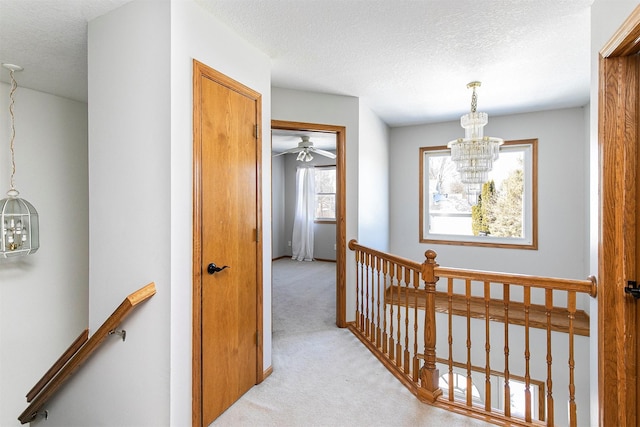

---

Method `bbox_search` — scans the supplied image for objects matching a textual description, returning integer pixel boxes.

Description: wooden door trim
[598,5,640,426]
[193,59,263,427]
[271,120,347,327]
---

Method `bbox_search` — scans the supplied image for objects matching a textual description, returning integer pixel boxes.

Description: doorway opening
[271,120,347,327]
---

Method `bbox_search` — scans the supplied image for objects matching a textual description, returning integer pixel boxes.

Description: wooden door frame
[192,60,264,427]
[598,6,640,426]
[271,120,347,327]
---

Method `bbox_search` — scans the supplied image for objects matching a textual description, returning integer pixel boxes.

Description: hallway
[212,259,492,426]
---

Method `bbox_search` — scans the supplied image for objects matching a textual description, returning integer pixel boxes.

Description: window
[438,369,544,421]
[420,139,537,249]
[314,166,336,221]
[439,372,483,405]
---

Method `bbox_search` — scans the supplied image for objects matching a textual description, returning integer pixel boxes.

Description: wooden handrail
[18,282,156,424]
[348,239,421,271]
[434,266,597,297]
[25,329,89,402]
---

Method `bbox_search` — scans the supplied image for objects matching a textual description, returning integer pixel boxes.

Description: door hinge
[256,227,260,243]
[256,332,260,346]
[255,124,259,139]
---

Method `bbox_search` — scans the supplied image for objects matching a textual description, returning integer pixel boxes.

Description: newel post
[417,249,443,404]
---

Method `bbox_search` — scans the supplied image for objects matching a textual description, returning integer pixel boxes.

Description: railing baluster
[503,283,511,418]
[413,269,420,382]
[388,262,396,362]
[375,256,382,348]
[396,264,402,368]
[355,249,361,330]
[382,259,389,355]
[371,255,378,341]
[524,286,532,422]
[546,289,554,426]
[448,277,454,402]
[404,266,411,374]
[484,280,491,412]
[465,278,472,407]
[365,253,371,338]
[568,291,577,427]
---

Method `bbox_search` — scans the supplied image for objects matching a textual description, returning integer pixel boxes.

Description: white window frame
[314,165,337,222]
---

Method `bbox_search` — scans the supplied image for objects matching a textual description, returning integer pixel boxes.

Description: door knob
[207,263,230,275]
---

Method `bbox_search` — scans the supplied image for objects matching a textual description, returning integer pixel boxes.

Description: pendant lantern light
[1,64,39,258]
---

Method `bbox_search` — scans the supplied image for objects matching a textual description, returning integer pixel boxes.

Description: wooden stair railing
[347,240,440,401]
[18,282,156,424]
[348,239,597,427]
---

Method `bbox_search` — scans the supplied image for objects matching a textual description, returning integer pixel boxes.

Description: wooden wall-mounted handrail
[18,282,156,424]
[25,329,89,402]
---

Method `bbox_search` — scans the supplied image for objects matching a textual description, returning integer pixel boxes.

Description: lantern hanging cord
[7,68,17,191]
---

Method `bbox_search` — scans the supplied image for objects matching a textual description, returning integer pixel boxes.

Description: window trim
[419,139,538,250]
[314,165,337,222]
[437,359,545,421]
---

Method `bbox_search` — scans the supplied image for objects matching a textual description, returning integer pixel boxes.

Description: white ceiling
[0,0,593,132]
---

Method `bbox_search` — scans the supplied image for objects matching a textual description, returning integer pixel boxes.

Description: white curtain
[292,166,315,261]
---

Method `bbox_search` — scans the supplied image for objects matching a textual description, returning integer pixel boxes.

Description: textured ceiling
[0,0,135,103]
[0,0,593,128]
[197,0,593,126]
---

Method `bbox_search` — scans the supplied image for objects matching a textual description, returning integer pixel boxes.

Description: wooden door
[193,60,263,426]
[598,6,640,426]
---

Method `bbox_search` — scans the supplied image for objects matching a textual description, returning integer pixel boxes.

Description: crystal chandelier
[1,64,39,258]
[447,81,503,194]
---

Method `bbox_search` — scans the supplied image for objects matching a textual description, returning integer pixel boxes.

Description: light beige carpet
[212,258,492,427]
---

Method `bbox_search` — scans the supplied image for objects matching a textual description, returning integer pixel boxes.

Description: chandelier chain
[8,68,17,190]
[470,86,478,113]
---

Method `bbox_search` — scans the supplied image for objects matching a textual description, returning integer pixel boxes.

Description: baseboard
[262,365,273,381]
[271,256,336,263]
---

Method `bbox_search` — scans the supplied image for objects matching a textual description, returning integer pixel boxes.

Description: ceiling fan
[273,136,336,162]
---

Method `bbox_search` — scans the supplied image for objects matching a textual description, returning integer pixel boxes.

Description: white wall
[589,1,640,425]
[0,85,88,427]
[33,2,173,426]
[390,107,588,281]
[272,155,286,257]
[358,103,390,251]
